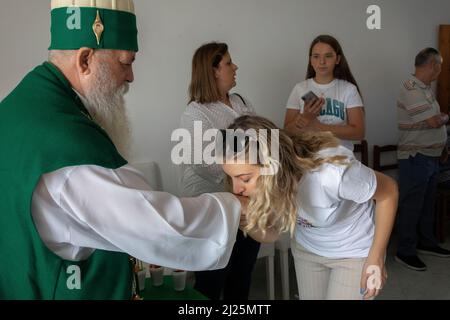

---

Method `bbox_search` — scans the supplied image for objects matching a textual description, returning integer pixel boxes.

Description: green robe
[0,62,133,299]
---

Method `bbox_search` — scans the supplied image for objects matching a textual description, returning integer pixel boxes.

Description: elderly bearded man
[0,0,248,299]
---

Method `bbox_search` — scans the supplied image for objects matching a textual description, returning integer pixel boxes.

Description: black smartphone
[301,91,319,104]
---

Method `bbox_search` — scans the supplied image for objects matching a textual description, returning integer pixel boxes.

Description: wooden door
[438,25,450,113]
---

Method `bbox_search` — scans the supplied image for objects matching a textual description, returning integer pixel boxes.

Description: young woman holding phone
[284,35,365,151]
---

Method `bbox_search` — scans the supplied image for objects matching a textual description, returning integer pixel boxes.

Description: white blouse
[179,94,255,197]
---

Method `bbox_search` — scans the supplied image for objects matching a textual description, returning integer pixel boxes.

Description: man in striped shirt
[395,48,450,271]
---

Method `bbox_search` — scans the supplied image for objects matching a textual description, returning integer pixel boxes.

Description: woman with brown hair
[179,42,259,300]
[284,35,365,151]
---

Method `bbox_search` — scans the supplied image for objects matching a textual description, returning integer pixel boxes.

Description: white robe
[31,164,241,271]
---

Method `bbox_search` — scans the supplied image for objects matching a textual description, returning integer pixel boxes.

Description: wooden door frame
[438,25,450,114]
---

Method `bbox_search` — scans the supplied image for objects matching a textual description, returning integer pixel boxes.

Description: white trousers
[291,240,368,300]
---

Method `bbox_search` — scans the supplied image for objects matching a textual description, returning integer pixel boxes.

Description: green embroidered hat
[49,0,138,52]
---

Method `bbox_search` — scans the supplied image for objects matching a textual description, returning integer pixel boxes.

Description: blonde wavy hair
[226,115,348,237]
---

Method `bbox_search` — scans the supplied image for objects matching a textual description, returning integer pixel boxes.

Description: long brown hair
[306,35,361,95]
[189,42,228,104]
[226,115,346,236]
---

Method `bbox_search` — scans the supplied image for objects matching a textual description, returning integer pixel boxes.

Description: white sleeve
[346,84,364,109]
[31,164,241,271]
[286,85,303,110]
[338,161,377,203]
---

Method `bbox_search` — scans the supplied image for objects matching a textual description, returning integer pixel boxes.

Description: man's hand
[234,195,281,243]
[440,113,449,125]
[235,195,250,231]
[239,212,248,229]
[426,113,449,128]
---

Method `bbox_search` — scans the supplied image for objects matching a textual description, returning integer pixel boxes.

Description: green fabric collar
[43,61,93,119]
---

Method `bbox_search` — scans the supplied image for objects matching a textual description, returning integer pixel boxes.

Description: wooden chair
[373,145,398,172]
[436,161,450,242]
[354,140,369,166]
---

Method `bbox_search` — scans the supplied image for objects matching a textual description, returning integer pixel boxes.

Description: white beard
[83,60,131,160]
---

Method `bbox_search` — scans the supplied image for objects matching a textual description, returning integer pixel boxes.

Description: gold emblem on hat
[92,10,104,46]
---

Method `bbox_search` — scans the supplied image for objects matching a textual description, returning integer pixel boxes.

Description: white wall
[1,0,450,194]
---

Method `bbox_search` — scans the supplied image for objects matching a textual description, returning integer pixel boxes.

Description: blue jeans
[397,153,440,256]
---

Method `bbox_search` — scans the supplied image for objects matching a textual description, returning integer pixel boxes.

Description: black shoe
[417,245,450,258]
[394,254,427,271]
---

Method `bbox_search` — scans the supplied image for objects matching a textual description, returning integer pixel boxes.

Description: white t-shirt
[295,146,377,259]
[286,79,363,151]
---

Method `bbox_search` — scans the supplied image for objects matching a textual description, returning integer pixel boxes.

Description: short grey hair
[48,49,113,64]
[415,48,441,67]
[48,50,76,64]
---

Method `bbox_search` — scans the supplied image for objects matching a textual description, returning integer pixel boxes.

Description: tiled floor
[249,226,450,300]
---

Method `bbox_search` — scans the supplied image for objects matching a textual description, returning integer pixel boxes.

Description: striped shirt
[397,75,447,159]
